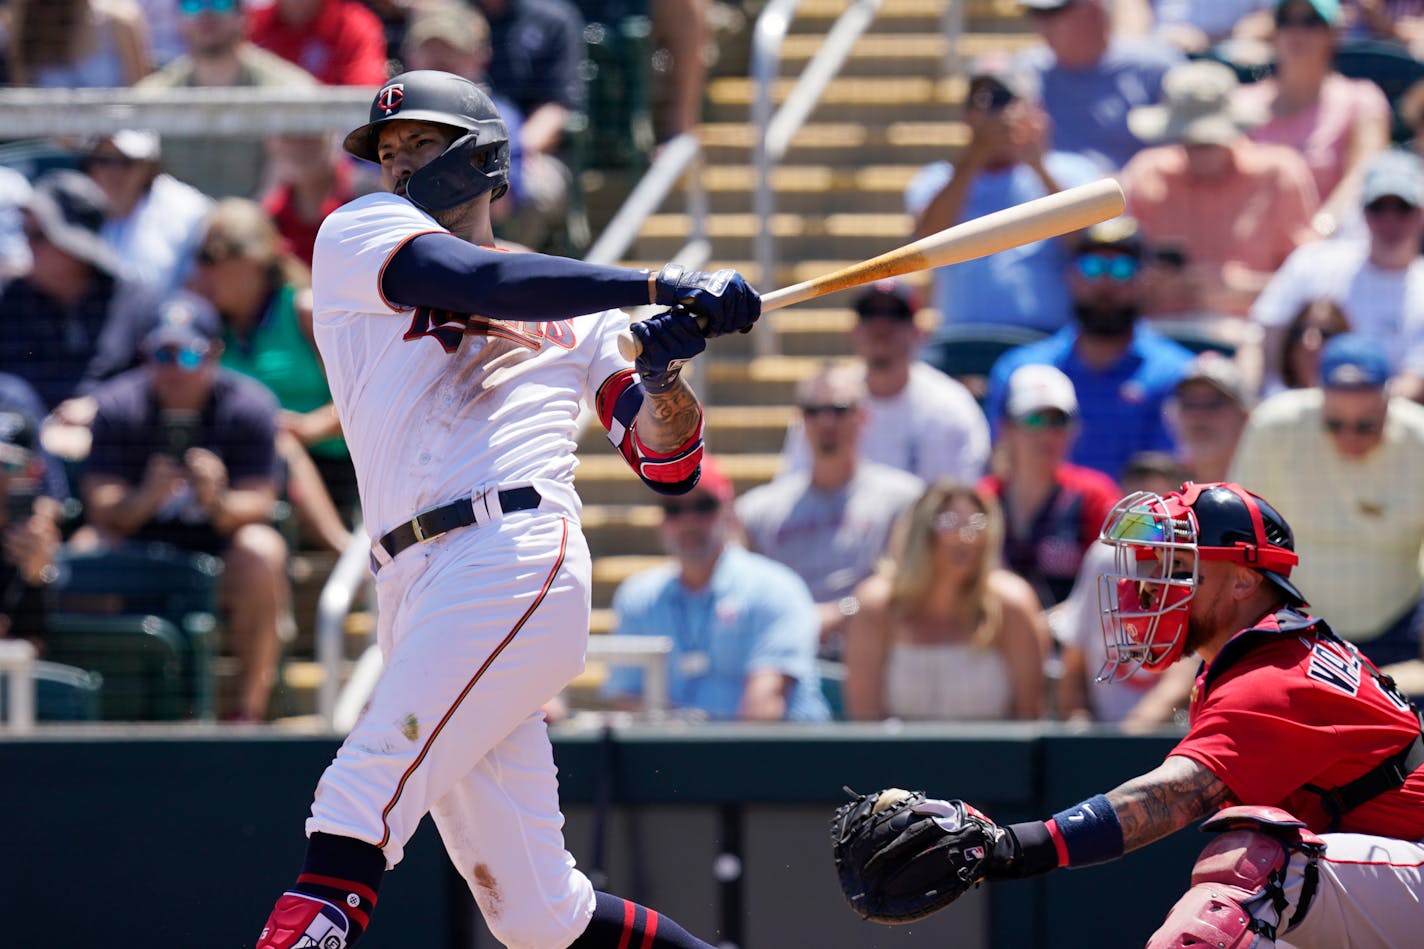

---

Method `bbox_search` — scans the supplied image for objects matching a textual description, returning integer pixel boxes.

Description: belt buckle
[410,516,429,543]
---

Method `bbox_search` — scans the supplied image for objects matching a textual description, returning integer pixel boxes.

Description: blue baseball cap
[1361,149,1424,208]
[1319,333,1390,389]
[142,292,222,354]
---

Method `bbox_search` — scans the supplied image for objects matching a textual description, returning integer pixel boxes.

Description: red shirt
[262,161,357,268]
[248,0,388,86]
[1173,610,1424,839]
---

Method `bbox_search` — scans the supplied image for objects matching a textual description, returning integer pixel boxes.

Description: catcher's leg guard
[1147,807,1325,949]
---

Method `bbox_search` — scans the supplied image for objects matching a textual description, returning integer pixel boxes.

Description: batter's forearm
[1106,755,1230,853]
[634,379,703,453]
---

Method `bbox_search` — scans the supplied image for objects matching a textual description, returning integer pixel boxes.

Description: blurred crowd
[6,0,1424,727]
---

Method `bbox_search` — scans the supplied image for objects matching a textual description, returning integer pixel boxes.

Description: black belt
[377,486,542,562]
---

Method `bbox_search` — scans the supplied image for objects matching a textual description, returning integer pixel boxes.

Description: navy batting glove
[654,264,761,337]
[631,308,707,394]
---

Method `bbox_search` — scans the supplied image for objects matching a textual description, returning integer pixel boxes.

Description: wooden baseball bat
[617,176,1125,360]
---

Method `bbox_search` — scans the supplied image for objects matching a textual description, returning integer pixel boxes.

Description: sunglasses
[152,345,208,370]
[1075,253,1139,282]
[661,496,721,518]
[1364,198,1419,217]
[1176,396,1234,413]
[1274,11,1329,29]
[933,510,989,540]
[1323,417,1382,436]
[196,242,240,267]
[801,402,856,418]
[1015,409,1072,430]
[179,0,239,14]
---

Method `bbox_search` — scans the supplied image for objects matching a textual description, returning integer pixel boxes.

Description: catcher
[832,482,1424,948]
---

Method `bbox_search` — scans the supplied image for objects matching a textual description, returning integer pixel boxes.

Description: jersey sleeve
[311,195,444,319]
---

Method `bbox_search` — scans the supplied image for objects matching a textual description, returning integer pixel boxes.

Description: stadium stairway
[269,0,1038,722]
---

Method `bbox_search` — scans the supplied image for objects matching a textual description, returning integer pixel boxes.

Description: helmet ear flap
[405,126,511,212]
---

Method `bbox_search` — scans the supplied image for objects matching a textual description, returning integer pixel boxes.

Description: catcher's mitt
[830,788,1005,924]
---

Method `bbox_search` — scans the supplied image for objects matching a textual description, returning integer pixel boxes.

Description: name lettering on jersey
[403,307,577,354]
[1307,638,1362,696]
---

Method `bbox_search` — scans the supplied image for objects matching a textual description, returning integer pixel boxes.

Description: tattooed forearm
[1106,755,1231,853]
[636,377,703,452]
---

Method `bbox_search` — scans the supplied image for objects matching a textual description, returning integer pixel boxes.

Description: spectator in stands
[78,295,288,721]
[1234,0,1392,241]
[1112,0,1275,54]
[844,480,1048,721]
[260,132,357,268]
[738,363,923,659]
[397,3,544,249]
[247,0,389,86]
[0,171,160,415]
[984,217,1195,481]
[1053,449,1194,725]
[5,0,152,87]
[1338,0,1424,54]
[83,130,213,297]
[780,280,991,485]
[0,166,33,280]
[1249,149,1424,394]
[190,199,355,552]
[1278,298,1351,392]
[1230,332,1424,667]
[135,0,187,67]
[1164,350,1252,481]
[904,53,1101,335]
[0,373,70,503]
[137,0,317,199]
[1122,59,1320,318]
[0,406,62,647]
[650,0,711,143]
[469,0,586,250]
[1015,0,1183,171]
[979,364,1121,609]
[602,456,830,722]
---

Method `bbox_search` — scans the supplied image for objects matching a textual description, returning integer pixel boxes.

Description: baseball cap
[1275,0,1342,26]
[1318,333,1390,389]
[692,454,735,504]
[1127,60,1261,147]
[1005,364,1078,419]
[24,169,122,276]
[853,279,918,321]
[403,2,489,55]
[966,52,1040,106]
[142,292,223,354]
[1075,216,1145,260]
[87,129,161,162]
[1360,149,1424,208]
[1174,351,1251,410]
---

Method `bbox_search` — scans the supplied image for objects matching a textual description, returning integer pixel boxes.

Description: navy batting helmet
[343,70,510,211]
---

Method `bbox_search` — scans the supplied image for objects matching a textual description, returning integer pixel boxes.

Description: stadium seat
[0,658,102,723]
[920,323,1049,403]
[42,614,184,721]
[50,544,222,720]
[1149,317,1241,357]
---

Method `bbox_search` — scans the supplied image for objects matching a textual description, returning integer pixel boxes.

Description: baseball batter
[254,71,759,949]
[833,481,1424,947]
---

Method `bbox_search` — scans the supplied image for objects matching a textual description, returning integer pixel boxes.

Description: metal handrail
[752,0,883,357]
[584,130,707,267]
[0,638,36,732]
[316,523,374,728]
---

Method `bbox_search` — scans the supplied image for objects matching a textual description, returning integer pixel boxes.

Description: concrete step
[701,355,840,405]
[788,0,1028,35]
[631,209,914,260]
[705,75,961,125]
[581,503,661,556]
[777,30,1037,78]
[694,122,968,177]
[707,307,863,359]
[574,450,783,505]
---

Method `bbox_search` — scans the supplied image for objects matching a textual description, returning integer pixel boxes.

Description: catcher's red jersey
[1172,610,1424,838]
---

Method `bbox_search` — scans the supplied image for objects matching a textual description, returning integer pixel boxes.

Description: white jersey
[780,362,991,484]
[311,192,626,537]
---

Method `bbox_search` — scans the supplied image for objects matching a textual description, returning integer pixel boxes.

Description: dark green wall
[0,724,1199,948]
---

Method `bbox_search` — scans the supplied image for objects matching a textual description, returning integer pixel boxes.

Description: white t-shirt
[780,363,990,484]
[311,192,625,537]
[1250,238,1424,378]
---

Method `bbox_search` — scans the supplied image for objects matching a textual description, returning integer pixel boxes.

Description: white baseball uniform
[304,191,633,946]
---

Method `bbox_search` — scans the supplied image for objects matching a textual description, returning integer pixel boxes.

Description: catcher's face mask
[1096,490,1199,681]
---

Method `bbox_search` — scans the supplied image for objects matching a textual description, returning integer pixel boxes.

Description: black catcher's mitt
[830,788,1005,924]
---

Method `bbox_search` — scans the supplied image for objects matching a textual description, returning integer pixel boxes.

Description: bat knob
[617,330,642,361]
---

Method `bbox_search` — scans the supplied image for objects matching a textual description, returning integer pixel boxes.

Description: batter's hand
[630,308,707,394]
[653,264,761,337]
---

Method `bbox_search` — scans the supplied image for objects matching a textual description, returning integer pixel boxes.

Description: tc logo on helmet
[377,83,405,116]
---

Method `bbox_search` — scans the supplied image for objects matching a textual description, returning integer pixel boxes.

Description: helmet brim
[342,112,478,163]
[1261,569,1308,608]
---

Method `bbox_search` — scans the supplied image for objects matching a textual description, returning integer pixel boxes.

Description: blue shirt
[604,545,830,722]
[904,153,1103,333]
[1016,39,1182,171]
[984,324,1195,480]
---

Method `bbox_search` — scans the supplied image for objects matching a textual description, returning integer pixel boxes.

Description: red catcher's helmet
[1095,482,1305,681]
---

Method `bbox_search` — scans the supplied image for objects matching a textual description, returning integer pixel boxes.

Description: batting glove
[653,264,761,337]
[630,308,707,394]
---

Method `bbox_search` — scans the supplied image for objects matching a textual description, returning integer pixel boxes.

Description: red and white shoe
[255,893,352,949]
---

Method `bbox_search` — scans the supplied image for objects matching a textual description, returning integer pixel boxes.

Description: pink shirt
[1235,74,1390,203]
[1122,139,1319,314]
